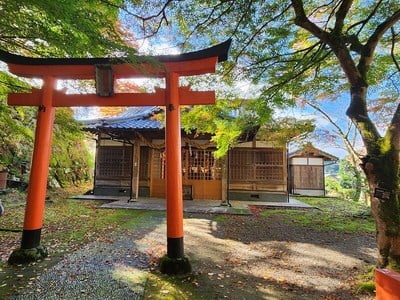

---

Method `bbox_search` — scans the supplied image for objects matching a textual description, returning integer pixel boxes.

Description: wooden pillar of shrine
[130,141,141,201]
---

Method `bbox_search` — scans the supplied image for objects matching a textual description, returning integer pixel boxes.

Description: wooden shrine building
[84,106,289,202]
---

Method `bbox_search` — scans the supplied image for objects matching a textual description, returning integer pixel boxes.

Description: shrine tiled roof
[82,106,163,131]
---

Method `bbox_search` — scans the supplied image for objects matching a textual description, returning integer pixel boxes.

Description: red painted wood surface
[165,72,184,239]
[375,268,400,300]
[8,87,215,107]
[7,57,217,79]
[23,77,56,231]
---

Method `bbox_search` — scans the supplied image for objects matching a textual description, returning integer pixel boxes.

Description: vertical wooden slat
[131,142,140,199]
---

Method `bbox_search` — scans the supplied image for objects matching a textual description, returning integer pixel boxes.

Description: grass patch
[356,281,375,294]
[112,267,148,294]
[261,197,375,233]
[354,266,375,295]
[143,272,200,299]
[0,186,163,299]
[213,215,226,223]
[41,199,162,253]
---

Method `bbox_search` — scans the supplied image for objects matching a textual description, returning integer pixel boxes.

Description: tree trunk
[362,151,400,270]
[349,86,400,270]
[291,0,400,270]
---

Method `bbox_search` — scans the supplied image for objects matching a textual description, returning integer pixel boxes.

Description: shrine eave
[0,39,231,79]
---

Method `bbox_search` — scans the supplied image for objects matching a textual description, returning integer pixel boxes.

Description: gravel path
[11,237,149,299]
[10,215,166,300]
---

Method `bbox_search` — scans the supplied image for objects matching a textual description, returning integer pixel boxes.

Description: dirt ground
[138,211,377,299]
[1,205,377,299]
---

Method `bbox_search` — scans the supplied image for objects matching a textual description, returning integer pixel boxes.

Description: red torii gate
[0,40,231,273]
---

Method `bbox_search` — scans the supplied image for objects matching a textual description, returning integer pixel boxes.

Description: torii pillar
[0,40,231,273]
[165,72,184,257]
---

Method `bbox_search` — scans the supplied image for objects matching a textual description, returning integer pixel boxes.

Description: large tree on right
[290,0,400,269]
[129,0,400,269]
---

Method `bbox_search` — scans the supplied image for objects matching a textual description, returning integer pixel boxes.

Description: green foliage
[0,0,136,57]
[181,98,314,157]
[0,91,93,186]
[256,117,315,146]
[50,108,93,187]
[0,75,35,176]
[338,159,364,201]
[0,0,142,187]
[326,158,369,202]
[181,98,242,158]
[0,36,92,186]
[325,176,342,197]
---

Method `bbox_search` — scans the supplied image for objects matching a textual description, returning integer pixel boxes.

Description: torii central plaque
[0,40,231,273]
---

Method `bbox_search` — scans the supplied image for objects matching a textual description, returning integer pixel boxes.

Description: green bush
[1,87,92,188]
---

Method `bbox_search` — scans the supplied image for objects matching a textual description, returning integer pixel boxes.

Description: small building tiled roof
[289,143,338,161]
[82,106,163,131]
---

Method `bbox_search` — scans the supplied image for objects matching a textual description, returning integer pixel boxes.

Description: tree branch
[108,0,180,39]
[291,0,362,86]
[306,99,360,160]
[388,102,400,153]
[184,1,235,43]
[307,0,337,31]
[261,49,332,98]
[361,9,400,74]
[333,0,353,34]
[390,27,400,72]
[231,0,254,38]
[346,0,383,36]
[232,4,292,68]
[247,41,322,67]
[291,0,331,43]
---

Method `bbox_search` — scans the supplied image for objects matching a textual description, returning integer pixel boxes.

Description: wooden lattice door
[96,145,133,180]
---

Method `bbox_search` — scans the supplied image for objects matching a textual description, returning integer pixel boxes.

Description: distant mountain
[325,163,339,176]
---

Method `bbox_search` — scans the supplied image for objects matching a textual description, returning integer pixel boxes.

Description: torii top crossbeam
[1,40,231,271]
[2,40,230,107]
[1,39,230,78]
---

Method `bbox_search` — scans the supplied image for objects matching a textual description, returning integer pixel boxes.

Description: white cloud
[136,39,181,56]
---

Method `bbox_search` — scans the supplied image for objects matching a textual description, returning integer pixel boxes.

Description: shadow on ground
[2,211,375,299]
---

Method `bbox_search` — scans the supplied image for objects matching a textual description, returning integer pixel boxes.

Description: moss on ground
[8,246,48,265]
[261,196,375,233]
[159,256,192,275]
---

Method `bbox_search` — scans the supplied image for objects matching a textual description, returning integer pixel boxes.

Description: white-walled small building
[288,143,338,196]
